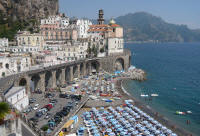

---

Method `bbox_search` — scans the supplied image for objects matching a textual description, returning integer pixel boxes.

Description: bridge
[0,50,131,100]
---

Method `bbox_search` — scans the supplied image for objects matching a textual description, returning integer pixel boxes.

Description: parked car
[36,111,43,117]
[35,89,42,94]
[45,93,55,98]
[30,117,38,123]
[39,108,48,114]
[29,98,36,103]
[44,104,53,111]
[33,104,39,110]
[50,99,57,103]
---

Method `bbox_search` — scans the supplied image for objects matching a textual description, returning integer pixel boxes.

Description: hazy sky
[59,0,200,29]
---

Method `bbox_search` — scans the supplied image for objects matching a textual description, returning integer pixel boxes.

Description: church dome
[109,18,116,25]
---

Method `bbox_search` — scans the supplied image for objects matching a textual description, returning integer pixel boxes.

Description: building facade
[5,87,29,111]
[16,31,45,49]
[88,10,124,56]
[76,19,92,38]
[0,56,31,77]
[0,38,8,47]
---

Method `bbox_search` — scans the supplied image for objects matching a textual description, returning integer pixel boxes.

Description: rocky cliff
[0,0,59,21]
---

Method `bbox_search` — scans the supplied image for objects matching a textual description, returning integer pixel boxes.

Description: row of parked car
[59,94,82,101]
[46,101,76,130]
[35,99,57,118]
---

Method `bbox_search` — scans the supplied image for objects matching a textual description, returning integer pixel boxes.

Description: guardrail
[53,96,89,136]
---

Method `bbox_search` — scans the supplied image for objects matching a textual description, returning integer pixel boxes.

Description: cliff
[0,0,59,21]
[0,0,59,40]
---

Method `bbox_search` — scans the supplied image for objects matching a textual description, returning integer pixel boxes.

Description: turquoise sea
[123,43,200,136]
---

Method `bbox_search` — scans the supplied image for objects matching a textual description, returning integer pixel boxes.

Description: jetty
[126,66,146,81]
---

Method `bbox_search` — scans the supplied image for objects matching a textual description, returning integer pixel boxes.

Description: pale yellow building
[16,31,45,49]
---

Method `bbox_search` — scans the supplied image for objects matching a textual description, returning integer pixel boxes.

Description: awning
[63,120,74,129]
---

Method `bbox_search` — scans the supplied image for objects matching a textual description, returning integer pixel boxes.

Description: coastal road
[21,121,37,136]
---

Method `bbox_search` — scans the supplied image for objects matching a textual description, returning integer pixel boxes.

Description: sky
[59,0,200,29]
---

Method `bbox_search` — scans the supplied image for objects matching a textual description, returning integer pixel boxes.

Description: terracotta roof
[110,24,120,27]
[88,29,110,32]
[90,24,111,28]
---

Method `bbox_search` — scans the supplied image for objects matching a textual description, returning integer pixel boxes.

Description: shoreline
[116,78,194,136]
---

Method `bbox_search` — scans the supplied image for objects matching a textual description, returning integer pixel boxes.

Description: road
[21,122,36,136]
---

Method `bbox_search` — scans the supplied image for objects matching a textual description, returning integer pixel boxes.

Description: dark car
[50,99,58,103]
[54,116,61,123]
[35,89,42,94]
[61,84,67,88]
[61,111,68,116]
[59,94,66,98]
[36,111,43,118]
[56,112,64,118]
[30,117,38,123]
[45,93,55,98]
[29,98,36,104]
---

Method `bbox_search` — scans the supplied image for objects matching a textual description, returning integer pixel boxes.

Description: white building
[5,86,29,111]
[0,38,8,47]
[0,56,31,77]
[76,19,92,38]
[41,15,70,28]
[7,46,40,53]
[16,31,45,50]
[65,41,88,61]
[107,38,124,55]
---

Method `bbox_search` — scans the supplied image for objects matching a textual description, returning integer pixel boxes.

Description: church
[88,9,124,56]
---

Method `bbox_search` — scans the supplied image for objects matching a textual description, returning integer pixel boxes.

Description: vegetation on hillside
[115,12,200,43]
[0,11,38,40]
[0,102,10,122]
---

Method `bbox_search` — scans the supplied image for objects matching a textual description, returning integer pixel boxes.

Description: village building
[5,86,29,111]
[0,38,9,47]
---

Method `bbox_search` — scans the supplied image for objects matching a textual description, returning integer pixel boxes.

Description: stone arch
[65,67,70,81]
[86,62,91,75]
[129,56,131,67]
[73,65,78,78]
[19,78,27,87]
[31,74,40,92]
[56,69,62,86]
[45,71,52,89]
[80,63,84,76]
[91,60,100,73]
[18,77,29,94]
[115,57,125,71]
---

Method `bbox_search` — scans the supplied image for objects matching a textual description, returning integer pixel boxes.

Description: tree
[0,102,10,121]
[2,72,5,77]
[100,47,104,53]
[87,46,92,57]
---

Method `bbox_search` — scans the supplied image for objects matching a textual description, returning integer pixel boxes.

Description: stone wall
[0,51,131,99]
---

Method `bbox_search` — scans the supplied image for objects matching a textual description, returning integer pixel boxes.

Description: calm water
[123,43,200,135]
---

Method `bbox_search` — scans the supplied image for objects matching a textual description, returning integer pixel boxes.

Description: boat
[151,94,159,97]
[186,111,192,114]
[175,111,185,115]
[141,94,149,97]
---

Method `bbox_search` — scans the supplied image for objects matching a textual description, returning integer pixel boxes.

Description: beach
[116,77,194,136]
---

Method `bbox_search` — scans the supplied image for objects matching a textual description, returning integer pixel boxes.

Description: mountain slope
[115,12,200,42]
[0,0,58,40]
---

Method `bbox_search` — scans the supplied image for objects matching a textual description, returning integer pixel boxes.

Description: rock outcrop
[0,0,59,21]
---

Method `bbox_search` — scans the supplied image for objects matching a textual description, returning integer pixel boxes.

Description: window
[0,63,2,68]
[5,63,9,69]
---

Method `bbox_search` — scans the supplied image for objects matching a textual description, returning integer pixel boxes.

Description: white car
[33,104,39,110]
[33,106,38,110]
[35,104,39,107]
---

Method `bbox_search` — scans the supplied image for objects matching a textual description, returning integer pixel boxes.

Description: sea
[123,43,200,136]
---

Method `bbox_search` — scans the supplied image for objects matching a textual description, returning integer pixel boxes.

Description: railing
[52,96,89,136]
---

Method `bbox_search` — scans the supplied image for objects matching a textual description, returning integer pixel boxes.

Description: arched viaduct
[0,50,131,99]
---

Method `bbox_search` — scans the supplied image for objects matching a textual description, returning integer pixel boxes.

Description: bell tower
[98,9,105,25]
